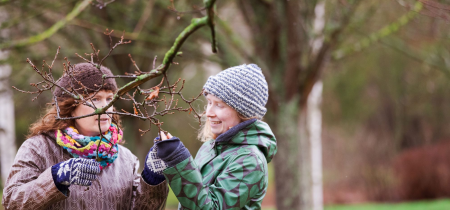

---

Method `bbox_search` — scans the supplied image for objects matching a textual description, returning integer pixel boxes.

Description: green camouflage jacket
[163,120,277,210]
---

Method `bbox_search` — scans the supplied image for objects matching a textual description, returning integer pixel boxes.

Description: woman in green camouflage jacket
[145,64,277,209]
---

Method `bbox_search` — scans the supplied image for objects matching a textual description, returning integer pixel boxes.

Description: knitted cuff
[51,164,70,196]
[142,167,166,185]
[156,137,191,167]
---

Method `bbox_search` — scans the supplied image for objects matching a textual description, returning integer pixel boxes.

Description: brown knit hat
[54,63,117,99]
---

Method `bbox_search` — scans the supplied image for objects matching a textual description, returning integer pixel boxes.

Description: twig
[16,0,218,137]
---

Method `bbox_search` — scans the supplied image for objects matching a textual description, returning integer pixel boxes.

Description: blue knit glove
[155,136,190,167]
[142,136,168,185]
[52,158,101,187]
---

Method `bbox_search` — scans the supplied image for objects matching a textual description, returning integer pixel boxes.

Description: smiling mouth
[211,121,222,125]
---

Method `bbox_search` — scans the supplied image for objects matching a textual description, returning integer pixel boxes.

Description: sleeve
[1,140,68,210]
[130,153,169,210]
[163,152,267,210]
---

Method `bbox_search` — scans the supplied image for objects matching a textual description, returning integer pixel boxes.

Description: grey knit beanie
[54,63,117,99]
[203,64,268,119]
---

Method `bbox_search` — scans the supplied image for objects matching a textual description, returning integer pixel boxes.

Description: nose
[96,101,106,109]
[97,99,112,112]
[103,103,114,112]
[105,105,113,112]
[205,105,215,118]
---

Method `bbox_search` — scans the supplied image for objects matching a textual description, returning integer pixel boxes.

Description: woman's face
[71,90,114,136]
[206,94,241,136]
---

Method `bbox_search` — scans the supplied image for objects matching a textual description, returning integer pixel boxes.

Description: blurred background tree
[2,0,450,210]
[0,5,17,192]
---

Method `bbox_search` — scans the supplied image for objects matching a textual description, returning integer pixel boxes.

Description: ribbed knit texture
[203,64,269,119]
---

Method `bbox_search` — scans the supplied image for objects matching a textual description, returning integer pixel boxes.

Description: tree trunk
[297,81,323,210]
[273,0,326,208]
[307,2,326,209]
[0,64,16,187]
[0,7,16,187]
[272,98,302,209]
[307,81,323,210]
[273,81,323,210]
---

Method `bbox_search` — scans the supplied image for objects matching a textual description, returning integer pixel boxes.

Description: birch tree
[0,8,16,186]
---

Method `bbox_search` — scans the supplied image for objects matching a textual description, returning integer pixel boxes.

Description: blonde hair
[197,112,258,142]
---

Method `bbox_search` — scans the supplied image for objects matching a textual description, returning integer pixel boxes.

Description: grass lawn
[325,199,450,210]
[167,196,450,210]
[166,187,179,208]
[161,187,450,210]
[3,187,450,210]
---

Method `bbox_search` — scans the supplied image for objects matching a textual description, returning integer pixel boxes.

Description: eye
[107,97,113,102]
[92,98,99,102]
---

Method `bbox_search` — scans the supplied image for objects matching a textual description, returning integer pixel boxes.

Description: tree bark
[272,98,302,209]
[0,8,16,187]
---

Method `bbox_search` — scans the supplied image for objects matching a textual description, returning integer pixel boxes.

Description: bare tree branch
[16,0,218,135]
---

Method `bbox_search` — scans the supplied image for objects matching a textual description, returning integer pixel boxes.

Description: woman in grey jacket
[2,63,168,210]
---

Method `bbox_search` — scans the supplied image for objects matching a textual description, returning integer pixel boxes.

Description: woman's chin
[211,130,223,136]
[100,126,110,133]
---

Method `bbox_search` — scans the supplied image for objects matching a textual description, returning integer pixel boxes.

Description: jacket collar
[215,119,257,143]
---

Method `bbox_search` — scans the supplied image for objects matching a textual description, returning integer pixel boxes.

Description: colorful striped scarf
[55,124,123,170]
